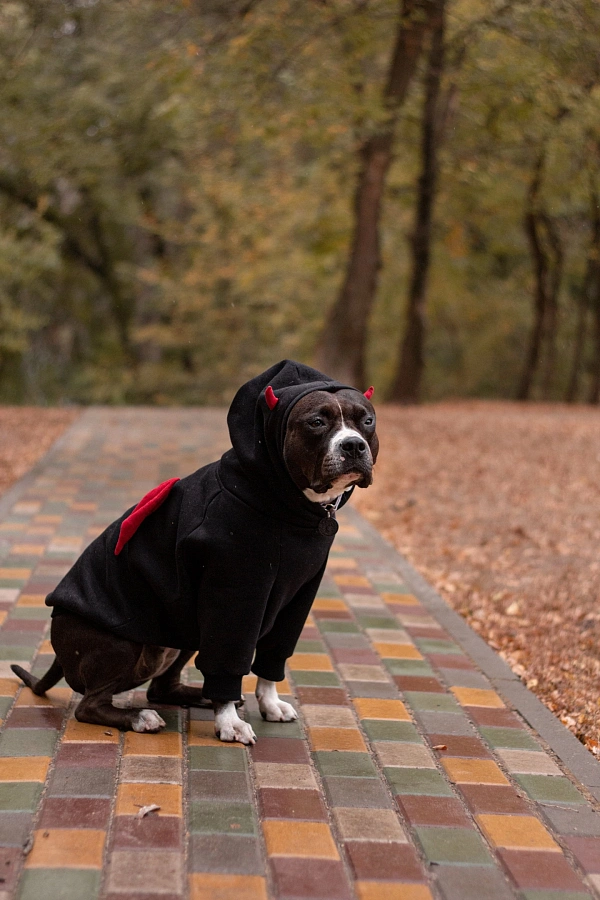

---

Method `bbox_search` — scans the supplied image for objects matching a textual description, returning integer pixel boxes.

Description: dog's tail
[11,659,64,696]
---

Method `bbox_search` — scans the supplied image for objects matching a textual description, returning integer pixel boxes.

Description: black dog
[12,361,378,744]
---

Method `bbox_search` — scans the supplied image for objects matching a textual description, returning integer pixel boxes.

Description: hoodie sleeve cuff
[200,672,243,702]
[251,651,288,683]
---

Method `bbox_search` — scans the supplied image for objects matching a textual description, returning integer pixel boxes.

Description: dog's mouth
[309,462,373,495]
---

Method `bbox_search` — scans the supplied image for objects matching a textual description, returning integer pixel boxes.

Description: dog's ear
[265,386,279,410]
[364,386,374,401]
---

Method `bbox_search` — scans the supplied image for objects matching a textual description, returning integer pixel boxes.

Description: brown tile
[404,626,448,639]
[106,849,183,893]
[254,763,317,791]
[111,815,182,849]
[397,795,471,828]
[465,707,522,728]
[459,784,530,815]
[498,848,586,890]
[270,857,352,899]
[38,798,111,830]
[6,707,65,729]
[312,609,352,620]
[393,676,444,693]
[258,788,327,821]
[427,654,475,670]
[331,648,380,665]
[301,706,356,728]
[54,742,119,768]
[190,770,249,802]
[250,738,309,765]
[334,808,406,842]
[119,756,182,784]
[346,841,425,881]
[296,687,348,706]
[564,836,600,873]
[429,734,491,759]
[0,847,21,893]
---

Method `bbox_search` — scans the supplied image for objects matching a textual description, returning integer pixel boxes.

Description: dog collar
[318,494,343,537]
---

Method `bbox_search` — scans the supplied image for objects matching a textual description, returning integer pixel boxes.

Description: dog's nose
[341,436,368,459]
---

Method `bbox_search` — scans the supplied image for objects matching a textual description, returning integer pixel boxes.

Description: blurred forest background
[1,0,600,405]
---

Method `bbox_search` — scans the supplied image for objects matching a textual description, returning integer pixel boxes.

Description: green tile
[515,775,586,805]
[189,746,247,772]
[384,659,434,676]
[356,616,398,629]
[19,868,100,900]
[0,647,36,660]
[521,892,591,900]
[295,640,326,653]
[190,800,255,835]
[243,714,303,738]
[316,587,343,598]
[403,692,461,713]
[0,782,42,811]
[0,579,28,588]
[384,767,453,796]
[480,726,540,750]
[415,826,494,865]
[0,696,15,719]
[414,638,464,655]
[289,671,340,687]
[158,709,184,732]
[361,720,421,743]
[8,608,51,619]
[0,729,58,757]
[372,583,411,593]
[314,751,378,778]
[317,620,360,633]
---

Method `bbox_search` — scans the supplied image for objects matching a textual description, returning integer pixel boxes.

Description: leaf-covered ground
[0,408,79,496]
[355,402,600,758]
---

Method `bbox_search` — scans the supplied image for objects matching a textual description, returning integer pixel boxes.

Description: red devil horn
[265,386,279,410]
[364,386,374,400]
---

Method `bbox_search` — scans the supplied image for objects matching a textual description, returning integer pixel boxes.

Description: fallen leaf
[136,804,160,818]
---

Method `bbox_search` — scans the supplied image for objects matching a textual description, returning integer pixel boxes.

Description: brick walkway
[0,408,599,900]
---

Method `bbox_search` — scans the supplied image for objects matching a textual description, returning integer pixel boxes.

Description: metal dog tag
[318,516,338,537]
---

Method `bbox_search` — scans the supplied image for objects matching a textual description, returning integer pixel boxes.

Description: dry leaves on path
[355,401,600,757]
[0,407,79,496]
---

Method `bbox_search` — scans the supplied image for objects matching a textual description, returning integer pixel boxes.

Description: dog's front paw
[216,718,256,745]
[259,698,298,722]
[132,709,166,733]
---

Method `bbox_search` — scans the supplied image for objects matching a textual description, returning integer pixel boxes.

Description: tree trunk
[389,0,446,403]
[316,0,441,387]
[539,212,563,400]
[516,152,548,401]
[586,188,600,403]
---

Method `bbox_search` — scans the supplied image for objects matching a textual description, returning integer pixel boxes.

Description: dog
[12,361,378,744]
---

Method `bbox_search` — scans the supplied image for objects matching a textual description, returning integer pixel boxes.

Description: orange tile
[25,527,55,536]
[326,558,358,569]
[263,820,339,858]
[33,516,62,524]
[451,687,505,708]
[0,611,5,626]
[333,575,371,588]
[476,814,560,851]
[190,873,268,900]
[39,639,54,655]
[123,731,182,757]
[0,568,31,580]
[62,719,119,742]
[441,758,509,785]
[0,523,25,531]
[16,594,47,607]
[15,687,72,708]
[0,679,19,697]
[287,653,334,672]
[0,757,50,782]
[308,727,367,751]
[338,525,360,536]
[11,545,45,555]
[26,829,105,868]
[312,598,348,611]
[241,674,292,693]
[188,720,226,747]
[70,502,97,512]
[115,782,182,817]
[353,698,411,721]
[357,884,432,900]
[381,593,421,606]
[372,643,423,660]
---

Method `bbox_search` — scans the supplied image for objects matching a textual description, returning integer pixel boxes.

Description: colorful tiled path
[0,408,599,900]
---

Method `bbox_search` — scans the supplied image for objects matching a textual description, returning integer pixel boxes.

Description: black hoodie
[46,361,358,701]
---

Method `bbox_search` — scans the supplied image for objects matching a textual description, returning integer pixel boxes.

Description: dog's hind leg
[11,659,64,696]
[147,650,213,708]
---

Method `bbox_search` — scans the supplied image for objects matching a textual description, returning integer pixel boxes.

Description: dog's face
[283,389,379,504]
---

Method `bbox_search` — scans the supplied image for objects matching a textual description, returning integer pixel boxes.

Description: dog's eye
[364,417,374,426]
[308,418,325,428]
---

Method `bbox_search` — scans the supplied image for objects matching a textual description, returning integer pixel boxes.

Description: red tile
[345,841,425,881]
[111,815,182,849]
[2,619,47,632]
[394,676,445,693]
[55,742,119,767]
[386,604,424,617]
[564,836,600,873]
[330,648,380,665]
[459,784,530,815]
[300,628,320,640]
[404,626,448,639]
[339,586,376,595]
[498,849,586,890]
[6,707,65,729]
[0,847,21,893]
[271,857,352,899]
[296,688,348,706]
[250,738,310,765]
[259,788,326,821]
[428,735,492,759]
[465,707,522,728]
[312,610,352,620]
[427,654,476,670]
[396,795,471,828]
[39,798,111,829]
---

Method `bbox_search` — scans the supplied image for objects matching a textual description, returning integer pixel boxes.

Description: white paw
[132,709,166,733]
[216,717,256,745]
[259,699,298,722]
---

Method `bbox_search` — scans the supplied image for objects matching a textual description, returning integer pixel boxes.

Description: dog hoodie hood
[46,361,363,702]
